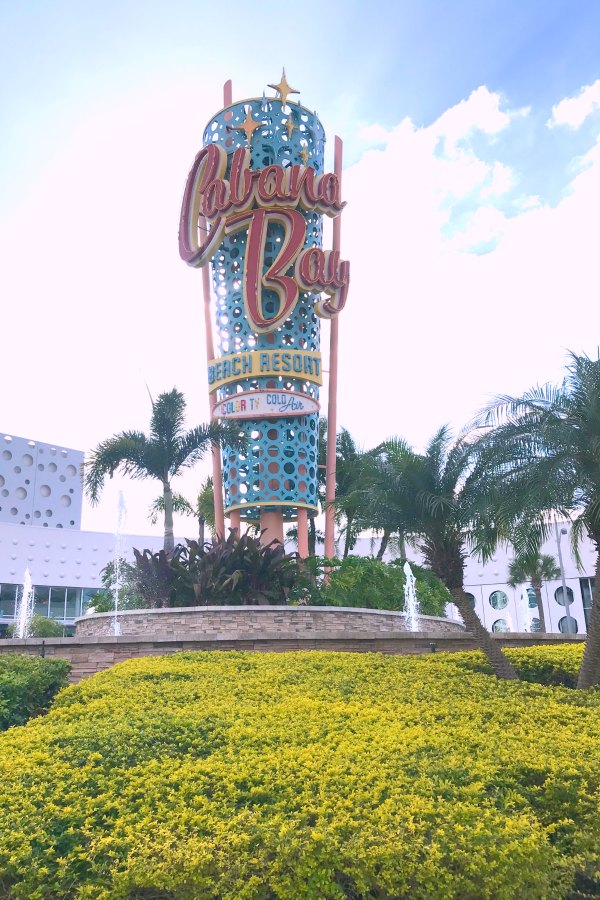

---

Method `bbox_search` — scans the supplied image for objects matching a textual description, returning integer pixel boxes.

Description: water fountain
[111,492,127,637]
[14,568,35,639]
[403,561,420,632]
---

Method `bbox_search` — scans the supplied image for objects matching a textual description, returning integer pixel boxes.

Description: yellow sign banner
[208,349,323,392]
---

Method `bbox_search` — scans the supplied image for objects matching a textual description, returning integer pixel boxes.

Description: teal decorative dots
[203,98,325,520]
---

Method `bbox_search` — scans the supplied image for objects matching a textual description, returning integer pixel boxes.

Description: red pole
[203,258,226,541]
[297,508,309,558]
[324,136,343,560]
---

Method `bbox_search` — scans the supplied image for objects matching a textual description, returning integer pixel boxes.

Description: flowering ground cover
[0,647,598,898]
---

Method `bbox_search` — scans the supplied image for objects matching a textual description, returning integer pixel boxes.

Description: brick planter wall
[74,606,466,639]
[0,632,584,684]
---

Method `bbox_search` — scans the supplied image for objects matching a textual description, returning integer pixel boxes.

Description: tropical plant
[170,530,300,605]
[132,548,180,608]
[477,352,600,688]
[331,428,378,558]
[149,476,216,546]
[313,555,451,616]
[7,615,65,638]
[90,558,147,612]
[507,551,560,634]
[363,428,518,680]
[84,389,241,556]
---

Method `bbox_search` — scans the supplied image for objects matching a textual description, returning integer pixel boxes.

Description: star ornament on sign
[230,106,263,146]
[268,68,300,107]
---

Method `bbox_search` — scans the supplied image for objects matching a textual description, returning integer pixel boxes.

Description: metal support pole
[202,79,234,542]
[260,508,284,545]
[555,520,576,633]
[324,136,343,560]
[230,508,241,534]
[297,508,309,558]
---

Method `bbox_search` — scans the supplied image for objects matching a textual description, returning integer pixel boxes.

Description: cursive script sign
[212,390,320,420]
[179,144,350,331]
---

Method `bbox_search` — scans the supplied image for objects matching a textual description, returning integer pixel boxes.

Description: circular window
[464,592,476,607]
[489,590,508,610]
[526,588,537,608]
[492,619,509,632]
[558,616,578,634]
[554,586,574,606]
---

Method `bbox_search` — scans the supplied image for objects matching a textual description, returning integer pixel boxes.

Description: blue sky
[1,0,599,535]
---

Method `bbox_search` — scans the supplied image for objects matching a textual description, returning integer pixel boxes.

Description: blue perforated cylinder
[203,98,325,521]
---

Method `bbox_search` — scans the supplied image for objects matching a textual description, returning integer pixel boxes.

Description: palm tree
[365,428,518,680]
[149,476,216,546]
[507,551,560,633]
[85,389,238,556]
[332,429,376,559]
[476,351,600,688]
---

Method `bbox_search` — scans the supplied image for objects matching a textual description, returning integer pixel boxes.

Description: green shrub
[0,649,598,897]
[307,555,450,616]
[0,654,71,730]
[7,614,65,638]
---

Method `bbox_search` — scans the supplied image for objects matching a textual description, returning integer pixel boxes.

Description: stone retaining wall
[0,632,584,684]
[74,605,466,638]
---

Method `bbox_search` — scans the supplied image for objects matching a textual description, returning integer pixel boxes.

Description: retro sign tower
[179,73,349,553]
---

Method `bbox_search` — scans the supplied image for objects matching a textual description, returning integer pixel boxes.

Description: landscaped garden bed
[0,645,598,898]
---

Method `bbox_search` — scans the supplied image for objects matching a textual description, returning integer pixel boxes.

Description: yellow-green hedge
[0,648,598,898]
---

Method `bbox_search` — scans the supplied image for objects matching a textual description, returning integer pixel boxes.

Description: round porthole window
[558,616,578,634]
[492,619,509,632]
[489,590,508,610]
[554,586,574,606]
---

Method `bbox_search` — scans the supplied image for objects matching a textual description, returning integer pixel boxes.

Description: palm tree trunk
[163,480,175,557]
[577,551,600,689]
[198,515,206,548]
[451,588,519,680]
[531,579,546,632]
[308,517,316,557]
[376,528,391,561]
[343,515,354,559]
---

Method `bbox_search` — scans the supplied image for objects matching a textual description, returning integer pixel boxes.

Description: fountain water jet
[111,492,127,637]
[403,561,420,632]
[519,585,532,632]
[15,568,35,639]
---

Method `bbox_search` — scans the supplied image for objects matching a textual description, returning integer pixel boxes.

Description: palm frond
[84,432,150,503]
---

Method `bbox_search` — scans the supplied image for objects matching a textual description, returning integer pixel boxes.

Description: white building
[0,430,595,636]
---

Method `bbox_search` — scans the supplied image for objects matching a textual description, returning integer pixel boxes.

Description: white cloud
[548,79,600,129]
[335,87,600,461]
[2,82,598,534]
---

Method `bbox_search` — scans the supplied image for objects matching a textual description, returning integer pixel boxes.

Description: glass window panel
[492,618,509,632]
[65,588,80,618]
[49,587,66,619]
[464,592,476,607]
[530,617,542,632]
[527,588,537,608]
[554,586,574,606]
[81,588,97,613]
[0,584,18,618]
[580,578,594,629]
[34,586,50,617]
[489,590,508,610]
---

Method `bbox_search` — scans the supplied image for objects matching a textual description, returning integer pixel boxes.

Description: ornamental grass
[0,647,598,899]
